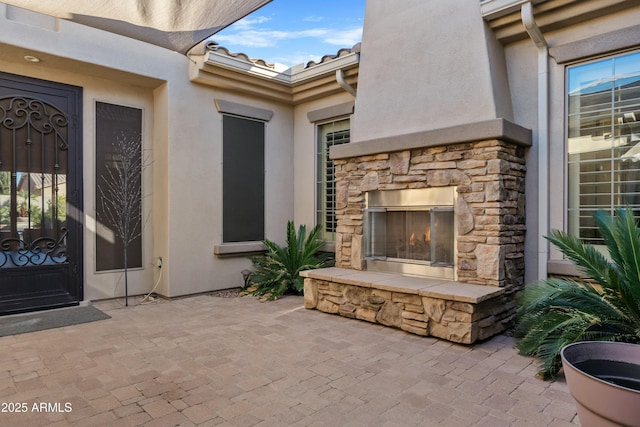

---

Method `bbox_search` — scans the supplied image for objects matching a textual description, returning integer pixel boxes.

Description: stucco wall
[0,56,158,301]
[0,3,173,301]
[176,86,295,294]
[352,0,513,144]
[0,3,297,300]
[293,93,356,232]
[502,39,539,286]
[500,4,640,280]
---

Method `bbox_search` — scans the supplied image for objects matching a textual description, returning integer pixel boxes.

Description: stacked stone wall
[334,139,527,288]
[304,277,516,344]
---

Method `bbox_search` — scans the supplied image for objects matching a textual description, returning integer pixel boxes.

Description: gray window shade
[95,102,143,271]
[223,115,265,242]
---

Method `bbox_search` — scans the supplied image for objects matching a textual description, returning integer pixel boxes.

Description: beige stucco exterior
[0,2,359,304]
[489,0,640,280]
[2,0,640,308]
[352,0,513,144]
[0,3,164,300]
[0,3,276,300]
[293,96,355,236]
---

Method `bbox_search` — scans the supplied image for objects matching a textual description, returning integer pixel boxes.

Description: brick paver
[0,294,579,426]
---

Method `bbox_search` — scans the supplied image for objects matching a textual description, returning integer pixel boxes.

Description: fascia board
[289,53,359,86]
[203,50,359,87]
[195,50,360,104]
[204,51,292,85]
[190,67,294,103]
[480,0,544,20]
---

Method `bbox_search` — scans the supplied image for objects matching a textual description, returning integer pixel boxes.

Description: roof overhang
[1,0,271,54]
[190,49,360,104]
[481,0,640,44]
[480,0,544,20]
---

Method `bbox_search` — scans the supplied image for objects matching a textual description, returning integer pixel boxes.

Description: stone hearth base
[301,267,516,344]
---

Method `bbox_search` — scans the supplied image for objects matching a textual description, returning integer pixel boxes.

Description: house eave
[480,0,544,20]
[289,53,359,86]
[482,0,640,44]
[190,50,359,104]
[204,51,292,84]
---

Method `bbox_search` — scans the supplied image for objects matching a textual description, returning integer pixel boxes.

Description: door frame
[0,71,83,314]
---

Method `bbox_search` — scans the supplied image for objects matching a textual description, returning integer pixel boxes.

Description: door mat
[0,306,111,337]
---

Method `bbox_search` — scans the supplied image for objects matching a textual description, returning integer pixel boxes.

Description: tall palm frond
[516,208,640,379]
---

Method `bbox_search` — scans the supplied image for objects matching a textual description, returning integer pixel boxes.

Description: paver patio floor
[0,294,579,426]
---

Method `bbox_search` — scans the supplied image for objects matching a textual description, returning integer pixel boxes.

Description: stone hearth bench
[301,267,517,344]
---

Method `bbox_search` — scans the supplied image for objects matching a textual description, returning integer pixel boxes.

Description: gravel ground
[208,287,242,298]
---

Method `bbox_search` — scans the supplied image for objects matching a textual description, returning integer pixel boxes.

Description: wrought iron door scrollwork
[0,229,67,268]
[0,97,69,144]
[0,95,69,269]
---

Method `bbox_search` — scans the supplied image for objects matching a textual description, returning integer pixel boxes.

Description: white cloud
[215,29,323,48]
[231,16,271,30]
[214,26,362,49]
[271,52,323,68]
[214,31,278,48]
[323,27,362,46]
[212,11,364,68]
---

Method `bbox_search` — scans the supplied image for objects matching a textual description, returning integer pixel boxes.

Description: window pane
[567,51,640,242]
[364,209,386,258]
[431,209,454,266]
[364,208,454,266]
[0,172,9,231]
[95,102,143,271]
[316,119,349,240]
[222,115,264,242]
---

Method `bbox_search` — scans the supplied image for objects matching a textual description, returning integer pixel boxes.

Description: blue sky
[212,0,366,70]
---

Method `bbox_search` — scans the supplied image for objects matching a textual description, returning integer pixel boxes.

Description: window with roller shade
[95,102,143,271]
[222,115,265,242]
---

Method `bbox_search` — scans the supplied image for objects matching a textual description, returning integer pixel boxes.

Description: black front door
[0,72,83,314]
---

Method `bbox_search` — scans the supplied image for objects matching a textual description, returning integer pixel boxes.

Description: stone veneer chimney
[302,0,533,344]
[330,0,531,289]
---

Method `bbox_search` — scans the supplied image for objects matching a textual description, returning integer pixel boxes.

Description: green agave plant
[247,221,333,301]
[516,207,640,380]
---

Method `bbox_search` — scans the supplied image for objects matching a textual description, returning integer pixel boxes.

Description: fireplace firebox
[364,187,456,279]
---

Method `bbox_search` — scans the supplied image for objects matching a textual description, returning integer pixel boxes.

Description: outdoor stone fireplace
[364,187,456,280]
[303,121,531,344]
[335,138,527,285]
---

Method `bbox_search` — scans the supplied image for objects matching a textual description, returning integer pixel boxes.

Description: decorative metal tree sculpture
[97,133,148,306]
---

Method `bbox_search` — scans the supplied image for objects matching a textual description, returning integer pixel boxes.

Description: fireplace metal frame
[363,187,457,280]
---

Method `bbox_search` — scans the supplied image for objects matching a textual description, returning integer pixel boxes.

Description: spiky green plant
[516,208,640,379]
[247,221,333,301]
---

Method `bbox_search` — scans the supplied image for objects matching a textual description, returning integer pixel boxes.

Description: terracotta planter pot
[561,341,640,427]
